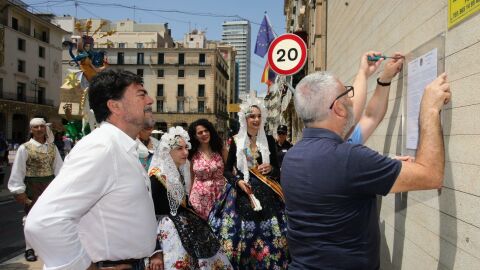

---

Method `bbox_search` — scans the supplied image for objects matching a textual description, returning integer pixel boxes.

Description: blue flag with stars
[254,14,275,58]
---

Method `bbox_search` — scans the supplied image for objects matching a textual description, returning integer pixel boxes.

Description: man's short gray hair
[294,71,339,125]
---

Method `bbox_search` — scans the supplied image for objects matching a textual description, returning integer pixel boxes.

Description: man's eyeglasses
[329,86,354,109]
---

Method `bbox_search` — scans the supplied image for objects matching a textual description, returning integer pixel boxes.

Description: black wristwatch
[377,77,391,86]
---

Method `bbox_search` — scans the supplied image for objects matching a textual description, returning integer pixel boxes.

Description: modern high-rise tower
[222,20,250,101]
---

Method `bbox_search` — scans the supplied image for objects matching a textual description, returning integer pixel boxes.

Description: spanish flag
[261,61,276,87]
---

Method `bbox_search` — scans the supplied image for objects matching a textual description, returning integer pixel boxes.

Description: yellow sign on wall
[448,0,480,28]
[227,103,240,113]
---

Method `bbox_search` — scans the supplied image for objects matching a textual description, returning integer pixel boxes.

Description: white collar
[28,138,49,147]
[100,122,138,154]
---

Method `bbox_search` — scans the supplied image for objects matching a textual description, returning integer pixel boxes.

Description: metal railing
[111,56,212,66]
[0,92,53,106]
[33,32,49,43]
[16,25,30,36]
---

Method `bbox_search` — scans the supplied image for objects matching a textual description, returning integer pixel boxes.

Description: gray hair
[143,118,155,129]
[294,71,339,125]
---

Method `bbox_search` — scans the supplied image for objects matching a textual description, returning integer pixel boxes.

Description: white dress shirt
[25,122,157,270]
[8,138,63,194]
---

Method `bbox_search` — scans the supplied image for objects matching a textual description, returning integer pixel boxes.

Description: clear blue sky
[25,0,286,96]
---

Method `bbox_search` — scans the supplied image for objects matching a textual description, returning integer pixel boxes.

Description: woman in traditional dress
[188,119,227,220]
[148,126,232,270]
[209,97,289,269]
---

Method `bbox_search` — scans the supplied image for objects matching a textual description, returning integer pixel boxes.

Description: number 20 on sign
[267,33,307,76]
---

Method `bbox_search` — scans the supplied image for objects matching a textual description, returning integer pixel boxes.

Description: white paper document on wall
[406,48,438,150]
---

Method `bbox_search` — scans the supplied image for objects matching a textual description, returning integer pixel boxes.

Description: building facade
[96,29,231,137]
[222,20,250,101]
[56,18,234,137]
[216,43,237,116]
[284,0,480,269]
[0,0,68,143]
[262,2,320,143]
[285,0,326,73]
[108,45,231,137]
[53,17,175,49]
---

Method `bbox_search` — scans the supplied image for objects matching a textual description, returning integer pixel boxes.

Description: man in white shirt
[8,117,63,262]
[25,70,157,270]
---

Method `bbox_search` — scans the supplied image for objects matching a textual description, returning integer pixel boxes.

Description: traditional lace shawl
[236,96,270,183]
[149,126,192,216]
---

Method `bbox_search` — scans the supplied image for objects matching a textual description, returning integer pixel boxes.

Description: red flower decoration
[174,261,184,269]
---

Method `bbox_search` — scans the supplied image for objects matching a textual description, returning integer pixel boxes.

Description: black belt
[96,258,144,268]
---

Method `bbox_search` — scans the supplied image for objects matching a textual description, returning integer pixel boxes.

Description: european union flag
[254,14,275,58]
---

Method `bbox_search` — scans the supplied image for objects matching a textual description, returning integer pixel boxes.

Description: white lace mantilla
[149,126,192,216]
[236,95,270,183]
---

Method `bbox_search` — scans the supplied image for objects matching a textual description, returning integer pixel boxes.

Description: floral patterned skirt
[158,216,233,270]
[208,183,289,270]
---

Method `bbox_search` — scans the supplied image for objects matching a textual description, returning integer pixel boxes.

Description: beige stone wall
[1,19,64,108]
[217,46,236,100]
[0,4,67,140]
[151,112,227,138]
[76,18,175,49]
[95,32,162,49]
[103,47,229,135]
[326,0,480,269]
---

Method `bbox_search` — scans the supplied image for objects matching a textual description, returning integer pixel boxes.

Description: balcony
[15,25,31,36]
[33,32,49,43]
[216,63,230,79]
[0,92,54,106]
[111,56,212,66]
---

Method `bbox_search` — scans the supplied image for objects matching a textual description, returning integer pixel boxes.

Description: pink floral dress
[189,151,226,220]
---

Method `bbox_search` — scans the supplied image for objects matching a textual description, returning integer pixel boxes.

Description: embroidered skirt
[158,214,233,270]
[208,178,289,270]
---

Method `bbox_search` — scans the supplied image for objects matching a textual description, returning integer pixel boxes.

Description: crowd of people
[5,50,451,270]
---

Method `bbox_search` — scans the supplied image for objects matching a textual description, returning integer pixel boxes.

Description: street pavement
[0,189,12,203]
[0,255,43,270]
[0,157,44,270]
[0,152,45,269]
[0,159,42,270]
[0,193,25,262]
[0,190,43,270]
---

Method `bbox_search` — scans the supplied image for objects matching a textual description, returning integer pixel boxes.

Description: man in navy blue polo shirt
[281,71,450,269]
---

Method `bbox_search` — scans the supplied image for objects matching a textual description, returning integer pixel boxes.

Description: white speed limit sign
[267,33,307,76]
